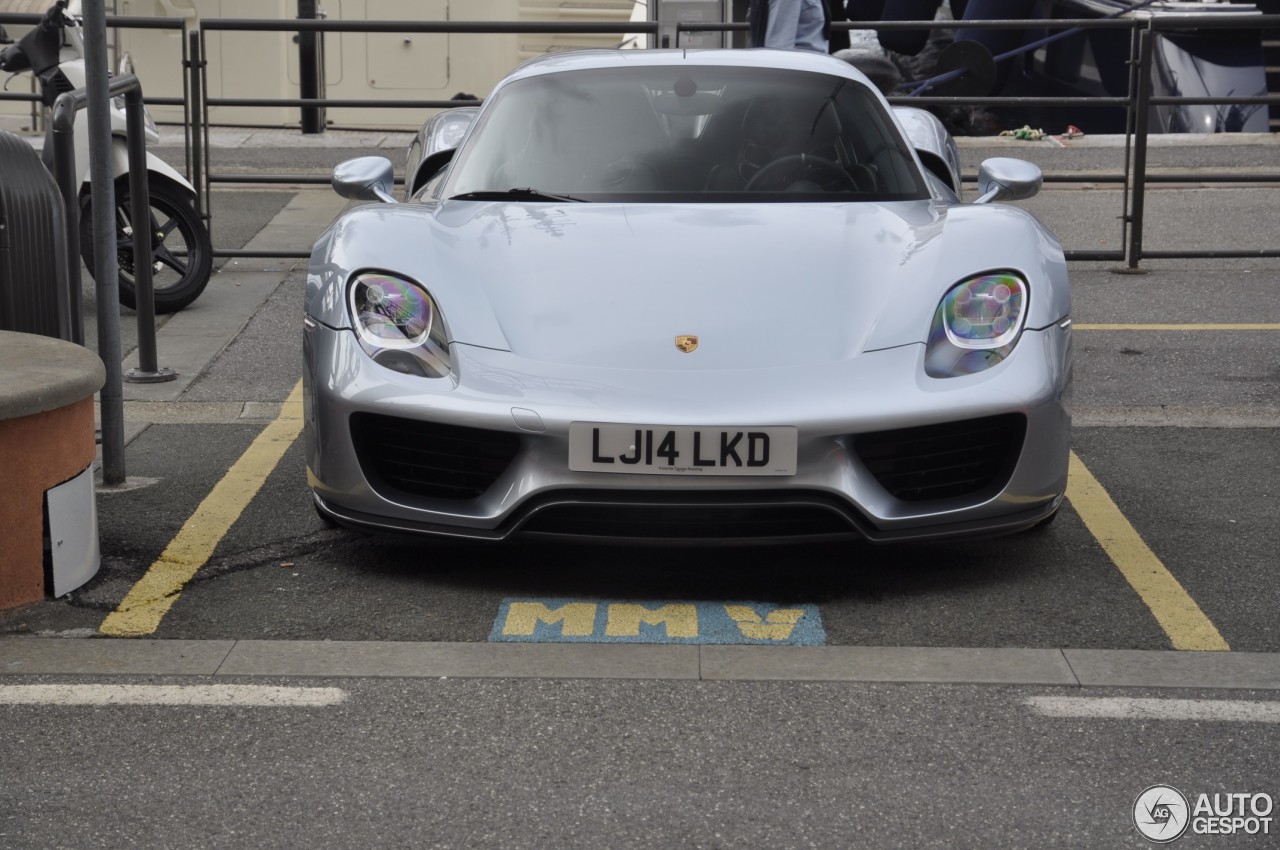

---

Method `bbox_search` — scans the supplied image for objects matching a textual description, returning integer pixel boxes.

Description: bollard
[1124,26,1154,272]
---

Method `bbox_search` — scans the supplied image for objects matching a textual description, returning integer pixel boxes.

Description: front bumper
[304,321,1071,542]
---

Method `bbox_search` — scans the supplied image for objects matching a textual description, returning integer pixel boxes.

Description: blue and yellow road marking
[490,599,826,645]
[97,375,1232,654]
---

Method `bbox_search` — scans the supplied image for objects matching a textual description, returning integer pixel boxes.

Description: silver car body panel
[305,322,1071,539]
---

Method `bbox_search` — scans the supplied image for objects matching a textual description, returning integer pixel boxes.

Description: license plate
[569,423,797,476]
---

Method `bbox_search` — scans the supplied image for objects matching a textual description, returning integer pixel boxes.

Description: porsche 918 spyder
[304,47,1071,543]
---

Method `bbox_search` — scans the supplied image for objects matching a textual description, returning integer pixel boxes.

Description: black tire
[80,178,213,314]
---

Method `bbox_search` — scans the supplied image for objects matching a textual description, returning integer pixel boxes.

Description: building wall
[104,0,638,129]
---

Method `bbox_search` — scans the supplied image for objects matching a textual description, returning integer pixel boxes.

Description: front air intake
[350,413,520,501]
[853,414,1026,502]
[517,491,860,540]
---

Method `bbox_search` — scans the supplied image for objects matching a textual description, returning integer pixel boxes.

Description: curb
[4,639,1280,689]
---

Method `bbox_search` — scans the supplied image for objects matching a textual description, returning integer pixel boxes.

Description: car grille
[517,491,860,540]
[852,414,1026,502]
[350,413,520,501]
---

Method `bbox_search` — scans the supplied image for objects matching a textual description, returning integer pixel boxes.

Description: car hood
[314,199,1066,371]
[433,200,945,371]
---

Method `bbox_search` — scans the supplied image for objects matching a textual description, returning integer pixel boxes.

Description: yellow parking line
[1074,323,1280,331]
[1066,452,1229,652]
[99,381,305,638]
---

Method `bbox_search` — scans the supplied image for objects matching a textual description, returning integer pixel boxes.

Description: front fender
[306,204,511,351]
[95,139,195,196]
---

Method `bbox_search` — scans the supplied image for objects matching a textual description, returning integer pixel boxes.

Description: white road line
[0,684,348,707]
[1027,696,1280,723]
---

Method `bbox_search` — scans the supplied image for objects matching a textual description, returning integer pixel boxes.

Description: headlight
[925,272,1027,378]
[348,272,452,378]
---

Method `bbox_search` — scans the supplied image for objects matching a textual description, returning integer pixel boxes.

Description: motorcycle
[0,0,211,313]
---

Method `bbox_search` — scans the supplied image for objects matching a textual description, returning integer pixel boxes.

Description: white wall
[105,0,637,129]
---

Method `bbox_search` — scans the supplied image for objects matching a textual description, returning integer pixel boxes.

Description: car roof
[504,48,877,90]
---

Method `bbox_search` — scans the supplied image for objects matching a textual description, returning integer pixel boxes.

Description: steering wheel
[743,154,858,193]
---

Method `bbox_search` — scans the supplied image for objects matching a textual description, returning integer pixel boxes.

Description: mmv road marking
[99,380,305,638]
[491,599,826,645]
[1067,452,1229,652]
[1027,697,1280,723]
[0,684,347,707]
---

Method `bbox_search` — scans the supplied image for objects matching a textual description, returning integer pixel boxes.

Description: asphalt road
[3,678,1277,849]
[2,132,1278,848]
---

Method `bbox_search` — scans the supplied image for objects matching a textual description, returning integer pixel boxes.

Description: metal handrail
[200,19,657,33]
[175,15,1279,264]
[50,73,166,484]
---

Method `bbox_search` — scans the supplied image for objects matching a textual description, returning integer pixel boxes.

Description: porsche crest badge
[675,335,699,353]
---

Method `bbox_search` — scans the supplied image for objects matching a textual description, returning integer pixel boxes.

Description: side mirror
[974,157,1042,204]
[332,156,397,204]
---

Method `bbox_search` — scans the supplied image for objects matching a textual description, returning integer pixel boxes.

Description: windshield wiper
[448,187,585,203]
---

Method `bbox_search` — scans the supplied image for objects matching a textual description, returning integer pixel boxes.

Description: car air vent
[853,414,1026,502]
[518,492,858,540]
[350,413,520,501]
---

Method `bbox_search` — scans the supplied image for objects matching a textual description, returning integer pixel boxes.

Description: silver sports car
[304,48,1071,543]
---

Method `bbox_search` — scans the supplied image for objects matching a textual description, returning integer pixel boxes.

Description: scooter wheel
[80,178,213,314]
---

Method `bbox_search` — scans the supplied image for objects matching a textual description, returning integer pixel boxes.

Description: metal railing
[677,14,1280,264]
[7,13,1279,267]
[192,18,657,259]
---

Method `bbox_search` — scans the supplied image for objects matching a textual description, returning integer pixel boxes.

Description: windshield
[443,65,928,203]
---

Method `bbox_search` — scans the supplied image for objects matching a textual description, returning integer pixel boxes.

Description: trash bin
[0,128,68,339]
[0,330,104,608]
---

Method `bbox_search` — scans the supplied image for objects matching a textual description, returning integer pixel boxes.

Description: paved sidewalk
[89,189,342,458]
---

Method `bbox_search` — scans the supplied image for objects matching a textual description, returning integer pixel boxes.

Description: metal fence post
[199,26,213,245]
[298,0,325,133]
[1118,21,1141,263]
[1125,25,1155,271]
[187,29,205,221]
[122,84,174,384]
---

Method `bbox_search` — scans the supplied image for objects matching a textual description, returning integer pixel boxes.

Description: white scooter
[1,0,211,313]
